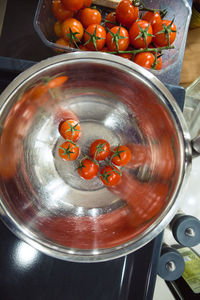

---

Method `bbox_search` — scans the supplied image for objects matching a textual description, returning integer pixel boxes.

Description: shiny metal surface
[0,52,192,262]
[192,135,200,155]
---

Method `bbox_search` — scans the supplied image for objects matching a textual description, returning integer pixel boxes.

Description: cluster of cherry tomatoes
[58,119,132,186]
[52,0,176,70]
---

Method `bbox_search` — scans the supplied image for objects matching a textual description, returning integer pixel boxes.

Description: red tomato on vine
[105,12,117,30]
[110,145,132,166]
[52,0,74,22]
[78,158,99,180]
[59,119,81,141]
[59,141,79,161]
[116,0,139,28]
[100,165,121,187]
[55,38,75,52]
[106,26,129,52]
[79,7,102,28]
[90,139,110,161]
[83,0,92,7]
[133,52,162,70]
[129,20,153,49]
[153,20,176,47]
[142,11,162,30]
[62,18,84,44]
[61,0,84,12]
[84,24,106,51]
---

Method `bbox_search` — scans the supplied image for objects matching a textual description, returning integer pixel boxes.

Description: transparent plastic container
[34,0,191,84]
[183,77,200,138]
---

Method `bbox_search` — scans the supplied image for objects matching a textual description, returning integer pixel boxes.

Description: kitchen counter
[180,27,200,87]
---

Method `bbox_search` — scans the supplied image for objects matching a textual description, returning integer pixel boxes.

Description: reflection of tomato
[151,134,175,180]
[116,0,139,28]
[153,20,176,47]
[111,145,131,166]
[126,143,151,168]
[52,0,74,22]
[62,18,84,42]
[79,7,101,28]
[78,158,99,180]
[90,139,110,161]
[84,24,106,51]
[61,0,84,12]
[47,75,68,89]
[110,171,169,223]
[54,108,79,125]
[105,12,117,29]
[59,141,79,161]
[100,165,121,187]
[129,20,153,49]
[59,119,81,141]
[142,11,162,30]
[0,85,50,180]
[106,26,129,52]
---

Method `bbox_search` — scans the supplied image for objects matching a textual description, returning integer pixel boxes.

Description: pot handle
[192,135,200,157]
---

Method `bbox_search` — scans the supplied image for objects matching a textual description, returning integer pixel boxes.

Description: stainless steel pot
[0,52,199,262]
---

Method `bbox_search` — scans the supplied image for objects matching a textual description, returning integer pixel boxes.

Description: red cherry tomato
[58,141,79,161]
[78,44,88,51]
[84,24,106,51]
[90,139,110,161]
[100,165,121,187]
[100,46,109,52]
[153,20,177,47]
[142,11,162,31]
[133,52,155,69]
[78,158,99,180]
[105,12,117,29]
[61,0,84,12]
[116,0,139,28]
[59,119,81,141]
[52,0,74,22]
[118,46,134,60]
[55,38,75,52]
[110,145,132,166]
[154,55,162,70]
[106,26,130,52]
[62,18,84,42]
[83,0,92,7]
[54,21,63,38]
[79,8,101,28]
[129,20,153,48]
[134,51,162,70]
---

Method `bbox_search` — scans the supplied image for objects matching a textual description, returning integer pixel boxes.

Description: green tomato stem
[108,45,174,55]
[132,0,167,19]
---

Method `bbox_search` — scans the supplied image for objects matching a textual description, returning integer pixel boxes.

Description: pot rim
[0,52,192,262]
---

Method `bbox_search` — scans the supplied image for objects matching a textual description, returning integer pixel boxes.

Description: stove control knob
[157,245,185,281]
[170,214,200,247]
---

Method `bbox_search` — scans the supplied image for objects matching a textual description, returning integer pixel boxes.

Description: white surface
[154,276,175,300]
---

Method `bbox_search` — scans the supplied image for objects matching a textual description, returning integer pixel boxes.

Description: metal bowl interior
[0,52,191,262]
